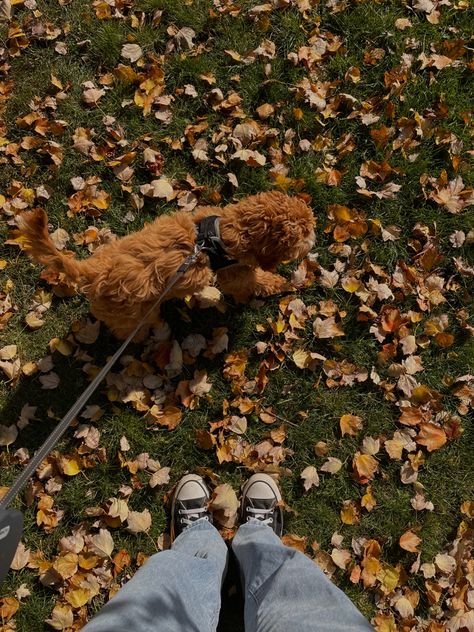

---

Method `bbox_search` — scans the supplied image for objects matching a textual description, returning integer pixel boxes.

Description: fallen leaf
[127,509,152,534]
[89,529,114,557]
[46,604,74,630]
[340,414,363,436]
[416,423,447,452]
[149,467,171,488]
[320,457,343,474]
[399,530,422,553]
[121,43,143,63]
[301,465,320,491]
[209,483,239,528]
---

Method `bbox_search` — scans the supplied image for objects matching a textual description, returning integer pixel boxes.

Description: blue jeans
[83,520,373,631]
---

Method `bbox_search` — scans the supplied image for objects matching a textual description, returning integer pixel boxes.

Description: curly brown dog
[16,192,315,340]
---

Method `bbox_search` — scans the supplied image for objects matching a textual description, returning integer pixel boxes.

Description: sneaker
[240,473,283,536]
[171,474,213,542]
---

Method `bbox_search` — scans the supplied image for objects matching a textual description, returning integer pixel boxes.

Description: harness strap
[196,216,237,272]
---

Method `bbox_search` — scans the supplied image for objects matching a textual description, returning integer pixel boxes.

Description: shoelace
[178,507,209,526]
[246,506,274,526]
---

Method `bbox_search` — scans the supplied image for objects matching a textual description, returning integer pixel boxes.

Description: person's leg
[84,475,228,632]
[233,474,373,632]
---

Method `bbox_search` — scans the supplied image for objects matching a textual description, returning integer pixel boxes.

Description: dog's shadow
[1,299,261,630]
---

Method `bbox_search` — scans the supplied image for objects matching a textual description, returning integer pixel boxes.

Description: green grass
[1,0,473,629]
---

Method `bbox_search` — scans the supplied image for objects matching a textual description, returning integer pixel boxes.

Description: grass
[0,0,473,629]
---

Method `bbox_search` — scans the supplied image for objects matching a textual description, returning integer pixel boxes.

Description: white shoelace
[178,507,209,526]
[246,507,274,526]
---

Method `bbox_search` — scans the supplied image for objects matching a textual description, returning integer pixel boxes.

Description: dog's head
[222,192,316,270]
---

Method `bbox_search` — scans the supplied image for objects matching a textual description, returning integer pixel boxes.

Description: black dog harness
[195,215,237,271]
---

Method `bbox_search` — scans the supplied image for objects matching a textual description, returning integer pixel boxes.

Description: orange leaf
[353,453,378,484]
[434,332,454,348]
[340,414,363,436]
[417,423,447,452]
[380,306,402,333]
[399,530,421,553]
[282,533,307,552]
[0,597,19,622]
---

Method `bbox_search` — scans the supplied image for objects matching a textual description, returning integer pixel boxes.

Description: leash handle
[0,246,203,511]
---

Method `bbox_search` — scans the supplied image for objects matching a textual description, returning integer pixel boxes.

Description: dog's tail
[15,208,85,284]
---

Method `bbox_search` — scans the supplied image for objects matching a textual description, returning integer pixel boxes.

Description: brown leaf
[121,43,143,63]
[0,597,19,622]
[320,457,342,474]
[313,316,345,339]
[10,541,30,571]
[209,483,239,528]
[46,604,74,630]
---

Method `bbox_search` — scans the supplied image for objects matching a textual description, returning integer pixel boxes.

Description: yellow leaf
[25,311,44,330]
[78,552,100,569]
[361,485,376,511]
[377,565,400,593]
[340,500,360,524]
[341,276,362,293]
[64,588,90,608]
[292,348,311,369]
[225,49,241,61]
[52,553,78,579]
[60,455,82,476]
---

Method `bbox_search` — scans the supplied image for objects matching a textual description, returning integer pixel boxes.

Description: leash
[0,244,204,583]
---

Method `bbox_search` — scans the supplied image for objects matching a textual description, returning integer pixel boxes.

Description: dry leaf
[209,483,239,528]
[340,414,363,436]
[89,529,114,557]
[46,604,74,630]
[320,457,342,474]
[121,43,143,63]
[127,509,152,534]
[301,465,320,491]
[399,530,422,553]
[149,467,171,488]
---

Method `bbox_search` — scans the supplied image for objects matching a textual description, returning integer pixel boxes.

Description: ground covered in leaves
[0,0,473,630]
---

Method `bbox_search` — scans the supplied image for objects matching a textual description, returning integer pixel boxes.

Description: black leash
[0,245,204,584]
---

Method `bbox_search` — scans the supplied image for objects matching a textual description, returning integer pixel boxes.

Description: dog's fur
[17,192,316,340]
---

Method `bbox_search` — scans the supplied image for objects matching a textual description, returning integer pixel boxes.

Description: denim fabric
[83,520,373,631]
[83,520,228,632]
[233,521,373,632]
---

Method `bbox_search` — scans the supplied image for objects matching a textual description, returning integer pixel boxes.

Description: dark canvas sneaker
[170,474,213,542]
[240,473,284,537]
